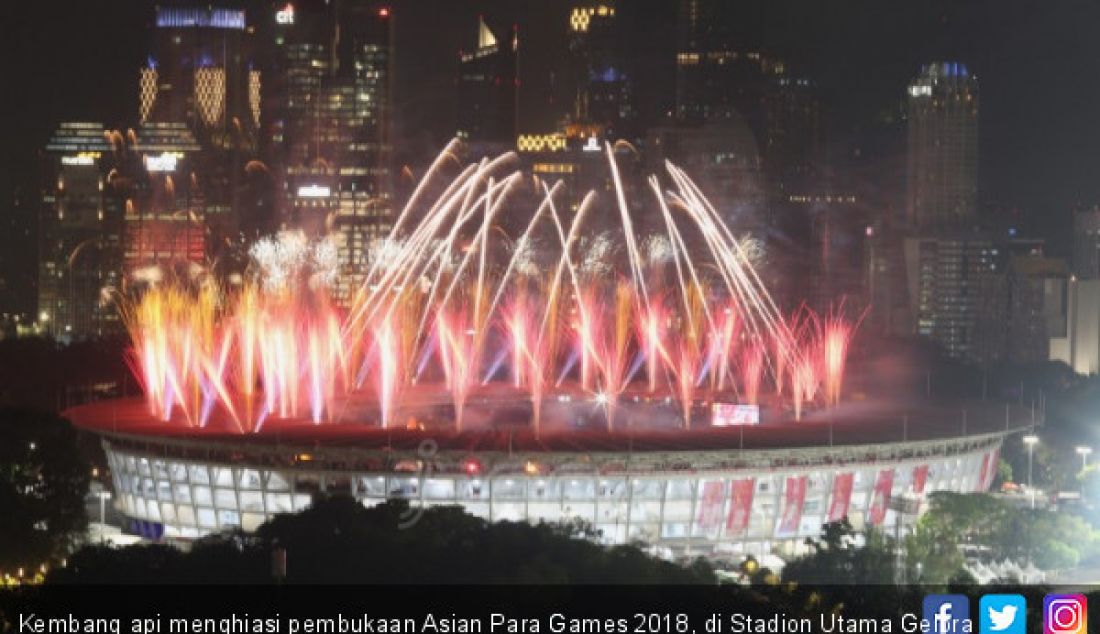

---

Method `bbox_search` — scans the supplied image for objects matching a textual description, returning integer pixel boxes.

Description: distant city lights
[517,133,567,153]
[276,4,295,25]
[297,184,331,198]
[144,152,183,172]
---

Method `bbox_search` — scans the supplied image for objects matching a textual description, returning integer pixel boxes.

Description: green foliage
[782,520,897,585]
[905,492,1100,583]
[0,408,89,571]
[778,520,919,621]
[994,458,1013,487]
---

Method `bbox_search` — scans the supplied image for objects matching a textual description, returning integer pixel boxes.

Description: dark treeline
[0,337,130,411]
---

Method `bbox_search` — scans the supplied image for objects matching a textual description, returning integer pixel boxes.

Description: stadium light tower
[1023,434,1039,508]
[1076,445,1092,470]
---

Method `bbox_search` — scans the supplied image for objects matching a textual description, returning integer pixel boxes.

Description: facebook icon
[923,595,971,633]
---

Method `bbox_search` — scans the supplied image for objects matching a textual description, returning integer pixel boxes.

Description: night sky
[3,0,1099,296]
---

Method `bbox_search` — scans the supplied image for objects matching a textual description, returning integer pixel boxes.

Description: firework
[122,142,862,434]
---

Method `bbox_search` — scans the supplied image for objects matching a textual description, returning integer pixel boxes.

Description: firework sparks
[122,142,862,434]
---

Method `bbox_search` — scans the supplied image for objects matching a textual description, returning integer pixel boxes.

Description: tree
[993,458,1013,489]
[779,520,914,621]
[782,519,896,585]
[0,408,89,571]
[50,496,716,584]
[904,491,1100,580]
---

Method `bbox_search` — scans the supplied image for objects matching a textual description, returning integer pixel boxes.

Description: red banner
[726,478,755,534]
[696,481,726,531]
[827,473,854,522]
[912,465,930,495]
[867,469,894,526]
[977,453,990,492]
[981,448,1000,491]
[775,475,807,537]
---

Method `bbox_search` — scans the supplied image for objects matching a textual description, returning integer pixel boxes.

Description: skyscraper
[674,0,725,124]
[903,234,1002,362]
[905,62,979,230]
[646,107,763,233]
[266,0,394,305]
[38,123,124,340]
[457,16,518,146]
[140,5,264,264]
[1072,205,1100,279]
[674,1,822,211]
[566,3,633,140]
[123,122,206,276]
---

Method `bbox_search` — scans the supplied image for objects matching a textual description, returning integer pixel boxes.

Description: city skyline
[3,0,1100,595]
[3,0,1100,332]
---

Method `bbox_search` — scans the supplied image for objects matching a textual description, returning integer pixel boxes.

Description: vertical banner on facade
[912,464,930,495]
[867,469,894,526]
[696,480,726,532]
[981,448,1000,491]
[775,475,807,538]
[827,472,854,522]
[726,478,755,534]
[977,452,990,492]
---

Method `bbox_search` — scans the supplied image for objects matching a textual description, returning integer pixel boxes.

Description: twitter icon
[980,594,1026,634]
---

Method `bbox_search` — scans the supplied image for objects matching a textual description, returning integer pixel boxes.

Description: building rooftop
[67,397,1031,455]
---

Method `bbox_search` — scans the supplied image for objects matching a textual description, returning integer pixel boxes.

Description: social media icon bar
[980,594,1026,634]
[924,595,971,634]
[1044,594,1087,634]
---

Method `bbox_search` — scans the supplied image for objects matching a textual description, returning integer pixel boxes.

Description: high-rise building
[124,3,271,288]
[677,50,820,190]
[140,5,264,264]
[903,234,1003,362]
[674,0,823,212]
[1072,206,1100,279]
[1050,277,1100,375]
[905,62,979,230]
[38,123,124,341]
[457,16,518,146]
[675,0,727,124]
[141,6,258,132]
[123,122,206,276]
[566,3,633,140]
[265,0,394,305]
[646,107,763,234]
[0,185,36,335]
[1006,255,1067,364]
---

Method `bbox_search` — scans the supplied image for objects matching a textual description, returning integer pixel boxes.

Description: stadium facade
[73,400,1021,561]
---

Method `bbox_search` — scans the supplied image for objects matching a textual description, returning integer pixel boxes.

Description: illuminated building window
[140,68,158,123]
[532,163,575,174]
[194,67,227,127]
[249,70,262,128]
[569,5,614,31]
[155,7,245,30]
[517,133,567,153]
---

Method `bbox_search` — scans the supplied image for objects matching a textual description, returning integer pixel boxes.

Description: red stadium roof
[66,397,1031,453]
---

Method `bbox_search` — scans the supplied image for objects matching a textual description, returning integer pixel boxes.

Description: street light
[1076,446,1092,471]
[96,490,112,543]
[1023,434,1039,508]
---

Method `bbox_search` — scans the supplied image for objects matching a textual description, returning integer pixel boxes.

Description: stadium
[67,146,1032,561]
[67,397,1026,561]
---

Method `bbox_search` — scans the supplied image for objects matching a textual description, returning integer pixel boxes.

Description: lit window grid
[104,441,997,547]
[248,70,262,128]
[194,67,227,127]
[140,68,158,123]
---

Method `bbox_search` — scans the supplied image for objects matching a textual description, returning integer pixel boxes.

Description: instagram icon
[1044,594,1087,634]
